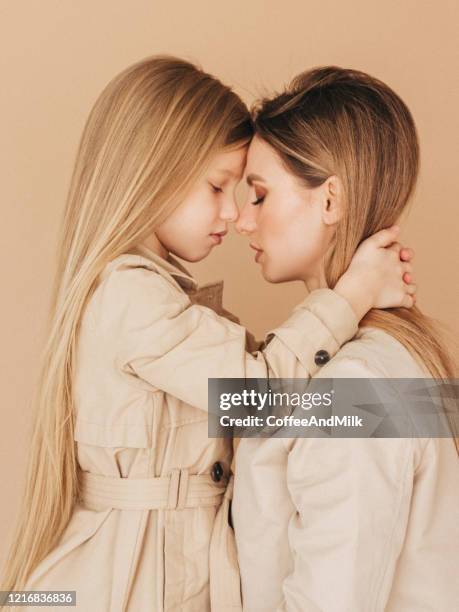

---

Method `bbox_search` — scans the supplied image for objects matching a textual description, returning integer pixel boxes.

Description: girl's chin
[187,253,209,263]
[174,249,209,263]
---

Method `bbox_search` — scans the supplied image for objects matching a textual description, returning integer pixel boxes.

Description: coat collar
[128,244,226,314]
[131,243,198,292]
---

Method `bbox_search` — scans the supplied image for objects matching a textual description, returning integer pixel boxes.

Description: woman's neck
[300,262,329,292]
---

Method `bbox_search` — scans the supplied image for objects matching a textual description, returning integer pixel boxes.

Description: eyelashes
[211,180,264,205]
[251,195,265,205]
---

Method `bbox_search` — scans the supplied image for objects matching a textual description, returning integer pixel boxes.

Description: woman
[1,57,415,612]
[233,67,458,611]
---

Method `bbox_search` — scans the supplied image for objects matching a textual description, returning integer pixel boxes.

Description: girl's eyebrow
[246,173,265,186]
[214,168,240,179]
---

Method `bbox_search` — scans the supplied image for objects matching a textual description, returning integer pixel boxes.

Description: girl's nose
[220,197,239,223]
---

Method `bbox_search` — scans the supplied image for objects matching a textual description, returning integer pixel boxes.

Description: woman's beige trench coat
[23,244,359,612]
[233,327,459,611]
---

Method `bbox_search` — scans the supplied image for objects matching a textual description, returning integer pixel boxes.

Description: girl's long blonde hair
[2,54,252,592]
[252,66,458,447]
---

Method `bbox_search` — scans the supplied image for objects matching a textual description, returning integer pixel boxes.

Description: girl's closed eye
[209,182,223,193]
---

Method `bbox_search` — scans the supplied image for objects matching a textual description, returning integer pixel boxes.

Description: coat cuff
[267,288,359,376]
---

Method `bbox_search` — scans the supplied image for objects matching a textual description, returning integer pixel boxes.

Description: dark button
[314,349,330,366]
[211,461,224,483]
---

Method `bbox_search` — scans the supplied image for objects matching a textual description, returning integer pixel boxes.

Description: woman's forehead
[244,137,286,178]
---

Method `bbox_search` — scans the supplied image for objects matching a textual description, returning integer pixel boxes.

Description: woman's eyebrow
[246,173,265,186]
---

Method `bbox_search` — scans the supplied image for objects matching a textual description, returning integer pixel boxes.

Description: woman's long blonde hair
[252,66,458,447]
[2,54,252,592]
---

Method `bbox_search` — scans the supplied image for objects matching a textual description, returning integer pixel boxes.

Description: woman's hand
[334,225,416,321]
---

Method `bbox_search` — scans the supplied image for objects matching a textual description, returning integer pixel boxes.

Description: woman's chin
[259,263,283,284]
[260,263,305,284]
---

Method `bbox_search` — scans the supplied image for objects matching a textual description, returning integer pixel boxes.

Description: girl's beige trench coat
[21,244,360,612]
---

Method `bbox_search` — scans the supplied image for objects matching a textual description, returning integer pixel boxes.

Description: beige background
[1,0,458,569]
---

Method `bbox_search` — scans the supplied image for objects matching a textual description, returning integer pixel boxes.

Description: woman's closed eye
[251,194,265,205]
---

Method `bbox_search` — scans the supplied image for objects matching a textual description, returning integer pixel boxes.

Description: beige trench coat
[233,326,459,611]
[23,244,359,611]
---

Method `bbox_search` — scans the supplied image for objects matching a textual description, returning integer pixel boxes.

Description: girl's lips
[210,234,223,245]
[209,231,227,245]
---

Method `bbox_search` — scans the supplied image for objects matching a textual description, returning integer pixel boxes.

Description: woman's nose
[235,203,257,235]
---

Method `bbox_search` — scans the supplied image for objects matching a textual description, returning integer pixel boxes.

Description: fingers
[403,272,413,283]
[400,283,417,308]
[388,242,415,262]
[388,241,402,254]
[402,262,413,274]
[402,262,413,284]
[371,225,400,247]
[401,292,416,308]
[400,247,414,261]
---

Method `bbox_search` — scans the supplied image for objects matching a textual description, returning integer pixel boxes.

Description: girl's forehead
[210,145,248,178]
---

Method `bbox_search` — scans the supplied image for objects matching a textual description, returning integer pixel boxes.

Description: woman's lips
[250,243,263,262]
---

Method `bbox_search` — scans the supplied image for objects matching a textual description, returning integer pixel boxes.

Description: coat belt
[78,468,228,510]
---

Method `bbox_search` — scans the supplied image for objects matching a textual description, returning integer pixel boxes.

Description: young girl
[233,66,459,611]
[2,56,416,612]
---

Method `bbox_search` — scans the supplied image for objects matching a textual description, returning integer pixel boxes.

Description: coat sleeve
[92,267,359,412]
[276,356,416,612]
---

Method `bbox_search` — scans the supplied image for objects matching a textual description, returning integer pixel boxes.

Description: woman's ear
[322,175,344,225]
